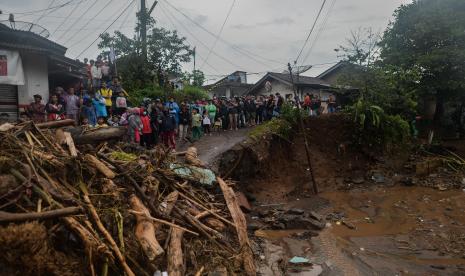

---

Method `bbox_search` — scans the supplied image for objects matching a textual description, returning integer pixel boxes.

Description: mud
[216,115,465,275]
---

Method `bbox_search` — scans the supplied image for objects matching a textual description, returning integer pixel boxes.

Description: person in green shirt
[205,100,217,123]
[191,108,202,141]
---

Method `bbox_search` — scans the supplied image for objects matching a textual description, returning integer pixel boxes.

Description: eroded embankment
[219,114,465,275]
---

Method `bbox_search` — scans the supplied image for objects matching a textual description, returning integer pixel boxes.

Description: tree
[98,15,192,90]
[336,28,419,118]
[379,0,465,120]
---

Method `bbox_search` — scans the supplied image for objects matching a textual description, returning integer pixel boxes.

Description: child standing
[140,110,153,148]
[202,110,211,136]
[127,108,142,144]
[191,108,202,141]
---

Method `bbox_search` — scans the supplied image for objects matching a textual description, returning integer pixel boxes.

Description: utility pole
[140,1,158,60]
[193,46,196,72]
[288,63,319,194]
[140,0,147,59]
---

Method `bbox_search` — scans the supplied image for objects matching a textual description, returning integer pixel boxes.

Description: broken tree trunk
[217,177,256,276]
[72,127,127,145]
[64,132,78,157]
[36,119,75,129]
[185,147,204,167]
[0,206,82,223]
[84,154,116,179]
[167,228,185,276]
[129,195,165,260]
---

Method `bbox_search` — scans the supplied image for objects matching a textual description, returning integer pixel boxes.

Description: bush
[349,99,411,150]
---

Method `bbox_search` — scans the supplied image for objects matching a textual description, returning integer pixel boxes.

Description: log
[129,195,165,260]
[73,127,127,145]
[217,177,256,276]
[167,228,185,276]
[81,185,135,276]
[36,119,75,129]
[160,191,179,216]
[56,129,67,144]
[84,154,116,179]
[185,147,204,167]
[64,131,78,157]
[0,206,82,223]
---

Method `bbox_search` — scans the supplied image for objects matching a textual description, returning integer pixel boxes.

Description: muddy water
[320,186,465,273]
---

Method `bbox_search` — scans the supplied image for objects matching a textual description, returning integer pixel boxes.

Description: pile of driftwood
[0,120,255,276]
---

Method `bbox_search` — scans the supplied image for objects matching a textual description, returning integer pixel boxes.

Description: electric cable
[62,0,113,45]
[200,0,235,70]
[294,0,327,64]
[55,0,98,41]
[75,0,136,59]
[51,0,85,36]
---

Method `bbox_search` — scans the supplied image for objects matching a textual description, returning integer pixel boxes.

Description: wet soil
[215,115,465,275]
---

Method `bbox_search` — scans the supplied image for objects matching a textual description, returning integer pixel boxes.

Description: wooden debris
[0,206,82,222]
[217,177,256,276]
[72,127,127,145]
[84,154,116,179]
[36,119,75,129]
[185,147,204,167]
[129,195,165,260]
[167,228,185,276]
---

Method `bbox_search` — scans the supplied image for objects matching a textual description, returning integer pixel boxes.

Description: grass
[249,118,293,140]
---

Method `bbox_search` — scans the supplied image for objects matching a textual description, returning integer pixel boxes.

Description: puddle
[255,229,306,240]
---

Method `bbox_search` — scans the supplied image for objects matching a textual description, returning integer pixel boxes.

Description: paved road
[178,128,250,168]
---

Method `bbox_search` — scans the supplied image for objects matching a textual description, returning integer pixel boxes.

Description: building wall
[17,53,49,107]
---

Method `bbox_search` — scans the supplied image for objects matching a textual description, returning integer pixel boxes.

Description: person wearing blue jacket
[165,97,180,125]
[81,99,97,126]
[93,93,107,118]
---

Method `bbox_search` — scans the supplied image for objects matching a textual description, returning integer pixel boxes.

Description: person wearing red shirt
[140,109,153,148]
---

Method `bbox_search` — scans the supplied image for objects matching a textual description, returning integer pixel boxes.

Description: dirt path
[178,128,251,168]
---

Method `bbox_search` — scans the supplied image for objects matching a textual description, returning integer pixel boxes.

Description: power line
[162,0,284,68]
[200,0,235,70]
[33,0,58,25]
[119,1,136,30]
[160,2,244,71]
[301,0,337,65]
[75,0,136,59]
[55,0,98,42]
[62,0,113,45]
[294,0,327,64]
[51,0,84,35]
[6,0,86,16]
[158,3,220,74]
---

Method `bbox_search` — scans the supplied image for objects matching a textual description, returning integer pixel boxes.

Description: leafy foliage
[129,85,209,106]
[349,99,411,150]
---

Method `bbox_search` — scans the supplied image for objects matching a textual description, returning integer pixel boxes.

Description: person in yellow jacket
[98,82,113,117]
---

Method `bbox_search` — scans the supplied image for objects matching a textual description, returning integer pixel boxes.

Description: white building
[0,21,84,121]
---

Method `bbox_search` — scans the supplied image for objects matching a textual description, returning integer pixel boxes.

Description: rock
[247,221,264,231]
[371,173,385,183]
[352,177,365,184]
[309,211,324,222]
[244,192,256,202]
[287,208,305,215]
[282,215,326,230]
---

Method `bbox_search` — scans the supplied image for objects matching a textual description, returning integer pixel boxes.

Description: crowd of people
[24,53,338,150]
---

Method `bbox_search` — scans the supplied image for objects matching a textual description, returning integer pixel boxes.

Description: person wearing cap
[27,94,46,123]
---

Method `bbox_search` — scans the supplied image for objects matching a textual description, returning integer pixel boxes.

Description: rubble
[0,121,256,275]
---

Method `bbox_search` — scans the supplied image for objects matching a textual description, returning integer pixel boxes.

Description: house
[317,61,360,105]
[204,71,253,98]
[0,20,84,121]
[246,72,332,101]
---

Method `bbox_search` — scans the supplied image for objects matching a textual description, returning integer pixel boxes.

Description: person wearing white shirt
[90,59,102,90]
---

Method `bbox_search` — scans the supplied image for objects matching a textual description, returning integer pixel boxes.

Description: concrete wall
[17,53,49,106]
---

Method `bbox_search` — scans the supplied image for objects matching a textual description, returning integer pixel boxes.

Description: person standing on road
[191,108,202,141]
[228,99,238,130]
[205,100,217,125]
[160,108,177,150]
[140,109,153,148]
[46,94,65,121]
[178,103,191,142]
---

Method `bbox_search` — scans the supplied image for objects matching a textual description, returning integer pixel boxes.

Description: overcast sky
[1,0,410,83]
